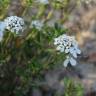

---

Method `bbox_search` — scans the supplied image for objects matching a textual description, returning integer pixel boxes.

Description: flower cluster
[35,0,49,4]
[54,34,81,67]
[30,20,43,30]
[4,16,25,34]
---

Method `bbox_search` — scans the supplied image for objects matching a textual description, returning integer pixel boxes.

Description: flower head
[30,20,43,30]
[54,34,81,67]
[4,16,25,34]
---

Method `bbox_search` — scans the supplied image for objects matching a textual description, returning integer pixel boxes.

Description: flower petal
[72,52,77,58]
[63,58,69,67]
[56,45,64,52]
[69,47,74,54]
[76,48,81,54]
[69,57,76,66]
[65,48,69,53]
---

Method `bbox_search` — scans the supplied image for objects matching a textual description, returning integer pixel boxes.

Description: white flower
[63,56,76,67]
[0,21,6,41]
[54,34,81,55]
[35,0,49,4]
[4,16,25,34]
[30,20,43,30]
[56,45,64,52]
[54,34,81,67]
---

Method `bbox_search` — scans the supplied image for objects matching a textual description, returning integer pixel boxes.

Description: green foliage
[25,0,33,6]
[64,78,84,96]
[0,0,9,8]
[0,22,67,96]
[55,78,84,96]
[0,0,10,19]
